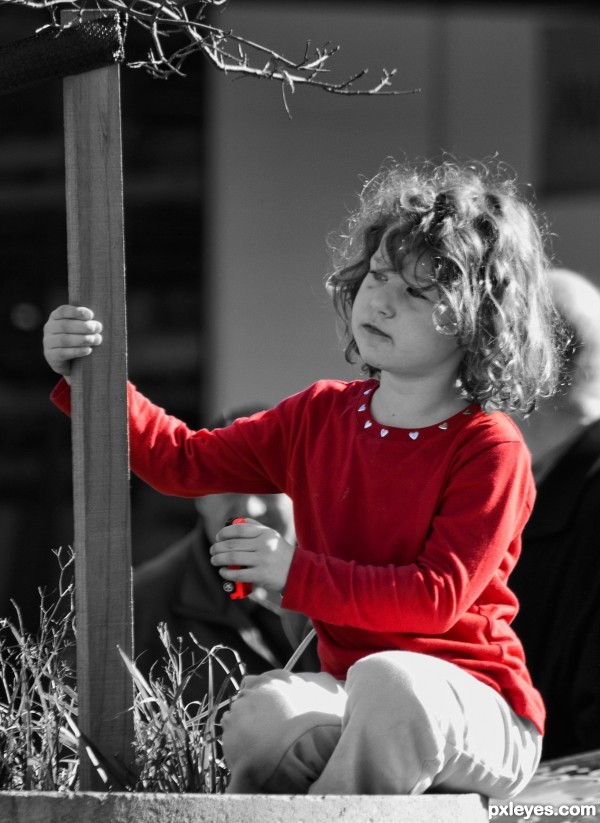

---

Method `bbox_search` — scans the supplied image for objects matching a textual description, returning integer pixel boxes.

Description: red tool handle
[222,517,253,600]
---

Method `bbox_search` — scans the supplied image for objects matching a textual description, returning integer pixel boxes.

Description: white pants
[221,651,542,796]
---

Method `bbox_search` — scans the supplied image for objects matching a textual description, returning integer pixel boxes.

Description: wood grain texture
[63,10,134,791]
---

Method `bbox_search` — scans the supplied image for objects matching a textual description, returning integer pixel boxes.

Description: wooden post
[62,10,134,790]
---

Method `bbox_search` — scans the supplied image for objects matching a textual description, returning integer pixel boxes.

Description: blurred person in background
[511,267,600,760]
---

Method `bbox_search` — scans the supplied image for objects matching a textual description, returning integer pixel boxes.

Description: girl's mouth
[363,323,390,339]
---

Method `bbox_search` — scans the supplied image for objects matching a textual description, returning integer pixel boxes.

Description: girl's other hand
[43,305,103,379]
[210,518,295,594]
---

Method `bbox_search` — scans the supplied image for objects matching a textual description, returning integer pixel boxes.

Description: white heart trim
[409,431,419,440]
[439,422,448,430]
[358,404,367,412]
[364,420,373,429]
[380,428,389,438]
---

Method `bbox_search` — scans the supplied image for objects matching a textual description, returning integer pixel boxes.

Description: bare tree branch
[1,0,420,103]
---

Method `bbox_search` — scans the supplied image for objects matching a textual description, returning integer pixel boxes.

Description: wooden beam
[62,10,134,791]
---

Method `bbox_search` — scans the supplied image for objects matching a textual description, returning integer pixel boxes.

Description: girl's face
[351,242,462,381]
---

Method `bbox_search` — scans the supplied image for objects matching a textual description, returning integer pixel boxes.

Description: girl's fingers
[50,304,95,321]
[53,320,102,336]
[211,553,256,569]
[56,347,94,360]
[214,519,263,542]
[44,307,102,338]
[45,332,102,349]
[210,535,260,558]
[218,566,255,583]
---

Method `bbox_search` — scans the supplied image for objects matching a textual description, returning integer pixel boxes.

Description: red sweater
[52,376,545,733]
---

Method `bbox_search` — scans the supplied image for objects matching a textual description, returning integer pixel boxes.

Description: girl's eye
[406,286,427,300]
[369,269,387,282]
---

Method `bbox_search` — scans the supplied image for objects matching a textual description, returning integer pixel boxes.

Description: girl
[43,159,562,798]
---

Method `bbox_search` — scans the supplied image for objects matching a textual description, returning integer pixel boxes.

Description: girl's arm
[51,373,289,498]
[126,384,288,497]
[51,374,297,593]
[46,303,298,592]
[45,304,286,496]
[281,439,533,634]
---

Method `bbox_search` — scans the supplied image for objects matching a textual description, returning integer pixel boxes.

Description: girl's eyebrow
[370,251,436,288]
[369,264,397,275]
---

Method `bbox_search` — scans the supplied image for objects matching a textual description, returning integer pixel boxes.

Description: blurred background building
[1,0,599,629]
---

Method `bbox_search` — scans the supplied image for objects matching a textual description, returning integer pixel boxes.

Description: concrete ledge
[0,791,489,823]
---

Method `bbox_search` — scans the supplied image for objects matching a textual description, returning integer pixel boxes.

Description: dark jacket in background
[134,521,319,703]
[511,420,600,760]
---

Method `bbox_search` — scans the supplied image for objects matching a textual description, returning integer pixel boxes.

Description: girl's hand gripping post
[43,305,103,379]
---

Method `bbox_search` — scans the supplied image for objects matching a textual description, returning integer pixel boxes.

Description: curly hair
[326,158,566,414]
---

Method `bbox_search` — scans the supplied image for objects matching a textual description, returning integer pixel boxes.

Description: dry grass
[0,549,78,791]
[0,548,243,792]
[120,626,244,792]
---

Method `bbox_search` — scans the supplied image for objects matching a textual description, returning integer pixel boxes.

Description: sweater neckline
[355,380,478,442]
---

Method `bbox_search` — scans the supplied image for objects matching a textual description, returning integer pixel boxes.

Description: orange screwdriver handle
[222,517,253,599]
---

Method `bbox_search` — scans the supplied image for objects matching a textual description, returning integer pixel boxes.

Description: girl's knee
[346,652,451,730]
[222,670,345,792]
[221,670,296,763]
[348,651,430,698]
[222,671,345,762]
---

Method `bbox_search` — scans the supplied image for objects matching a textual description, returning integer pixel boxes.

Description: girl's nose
[371,287,395,317]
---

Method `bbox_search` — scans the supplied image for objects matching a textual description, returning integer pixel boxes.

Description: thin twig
[1,0,420,104]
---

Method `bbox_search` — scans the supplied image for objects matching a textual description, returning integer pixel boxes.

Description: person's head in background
[194,405,295,545]
[518,267,600,465]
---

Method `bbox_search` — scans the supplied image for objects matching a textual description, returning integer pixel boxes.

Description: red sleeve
[50,377,72,413]
[52,378,292,497]
[282,439,533,633]
[129,383,293,496]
